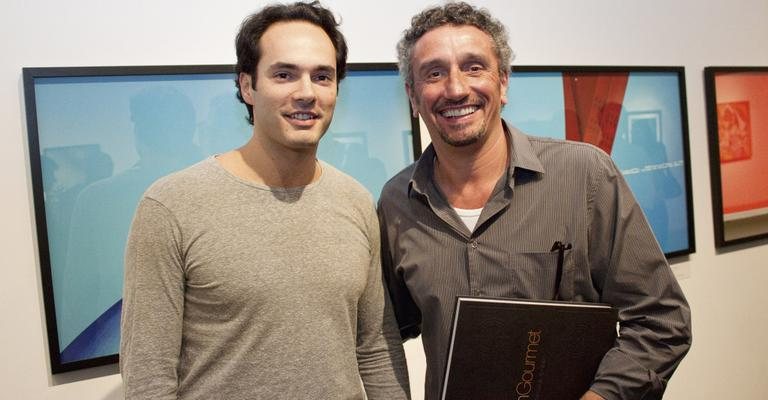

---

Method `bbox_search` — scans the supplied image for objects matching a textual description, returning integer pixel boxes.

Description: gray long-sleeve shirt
[121,157,410,399]
[378,124,691,400]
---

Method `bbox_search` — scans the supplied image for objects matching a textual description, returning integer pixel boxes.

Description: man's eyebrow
[314,64,336,74]
[267,62,299,71]
[415,59,445,75]
[267,62,336,74]
[416,52,492,75]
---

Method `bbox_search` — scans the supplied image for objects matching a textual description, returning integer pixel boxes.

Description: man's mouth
[439,105,479,118]
[286,112,319,121]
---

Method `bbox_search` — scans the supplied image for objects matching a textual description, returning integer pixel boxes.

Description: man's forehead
[412,25,494,56]
[257,21,336,69]
[411,27,495,66]
[259,21,334,49]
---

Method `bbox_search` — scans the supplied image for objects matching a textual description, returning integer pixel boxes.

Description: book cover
[442,296,618,400]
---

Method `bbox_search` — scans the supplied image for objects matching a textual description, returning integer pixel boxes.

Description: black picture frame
[704,66,768,248]
[22,63,420,373]
[503,65,696,258]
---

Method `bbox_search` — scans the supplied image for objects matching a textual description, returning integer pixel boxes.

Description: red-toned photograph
[705,67,768,247]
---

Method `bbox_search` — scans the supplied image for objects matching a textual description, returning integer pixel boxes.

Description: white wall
[2,0,767,398]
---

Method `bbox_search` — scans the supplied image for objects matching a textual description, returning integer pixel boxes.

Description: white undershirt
[453,206,483,232]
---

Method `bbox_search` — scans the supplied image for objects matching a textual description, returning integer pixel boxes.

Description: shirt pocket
[490,249,575,300]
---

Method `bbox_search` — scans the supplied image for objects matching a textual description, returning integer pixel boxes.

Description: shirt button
[470,241,478,249]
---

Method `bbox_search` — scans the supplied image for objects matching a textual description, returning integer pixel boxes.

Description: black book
[441,296,618,400]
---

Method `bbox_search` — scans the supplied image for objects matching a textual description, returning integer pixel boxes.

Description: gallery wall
[1,0,767,399]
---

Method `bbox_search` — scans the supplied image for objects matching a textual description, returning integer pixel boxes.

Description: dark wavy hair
[397,1,515,87]
[234,1,348,125]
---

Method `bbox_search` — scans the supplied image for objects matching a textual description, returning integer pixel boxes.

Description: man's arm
[356,206,411,399]
[120,197,185,399]
[377,204,422,340]
[586,152,692,400]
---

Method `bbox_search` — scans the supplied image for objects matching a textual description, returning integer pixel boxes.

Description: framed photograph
[22,63,420,373]
[502,66,695,258]
[704,67,768,248]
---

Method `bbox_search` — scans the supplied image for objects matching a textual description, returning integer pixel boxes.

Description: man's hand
[580,390,606,400]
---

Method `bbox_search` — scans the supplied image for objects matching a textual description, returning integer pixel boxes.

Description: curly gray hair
[397,2,515,87]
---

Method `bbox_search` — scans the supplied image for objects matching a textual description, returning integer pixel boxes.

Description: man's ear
[239,72,254,105]
[405,82,419,118]
[499,69,510,106]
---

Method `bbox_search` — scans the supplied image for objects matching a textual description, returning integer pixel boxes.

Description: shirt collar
[408,119,546,197]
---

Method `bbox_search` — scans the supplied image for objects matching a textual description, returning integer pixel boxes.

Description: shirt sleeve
[377,203,422,340]
[120,197,185,400]
[586,152,692,400]
[356,204,412,399]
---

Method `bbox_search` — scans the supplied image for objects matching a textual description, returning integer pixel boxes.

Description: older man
[378,2,691,399]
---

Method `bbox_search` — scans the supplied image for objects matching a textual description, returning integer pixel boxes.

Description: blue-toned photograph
[25,64,418,372]
[503,68,693,256]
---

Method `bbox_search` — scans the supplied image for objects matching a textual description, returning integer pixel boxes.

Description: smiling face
[239,20,338,154]
[406,24,509,148]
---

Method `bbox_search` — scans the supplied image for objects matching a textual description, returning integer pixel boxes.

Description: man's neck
[432,125,509,209]
[217,134,320,188]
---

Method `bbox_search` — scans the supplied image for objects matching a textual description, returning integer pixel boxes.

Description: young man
[120,2,410,399]
[378,2,691,400]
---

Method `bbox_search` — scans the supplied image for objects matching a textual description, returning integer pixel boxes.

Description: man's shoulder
[143,158,219,203]
[379,163,416,203]
[315,162,380,230]
[526,134,606,154]
[524,134,614,169]
[319,161,375,203]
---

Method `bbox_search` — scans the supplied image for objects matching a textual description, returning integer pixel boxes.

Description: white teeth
[290,113,315,120]
[441,106,477,118]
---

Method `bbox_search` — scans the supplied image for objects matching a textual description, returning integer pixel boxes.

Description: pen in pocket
[550,241,572,301]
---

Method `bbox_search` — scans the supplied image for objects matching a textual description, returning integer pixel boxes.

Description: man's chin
[443,137,479,147]
[438,129,484,147]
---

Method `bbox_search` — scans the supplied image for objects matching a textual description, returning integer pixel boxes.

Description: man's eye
[468,64,484,73]
[426,70,443,80]
[275,72,291,80]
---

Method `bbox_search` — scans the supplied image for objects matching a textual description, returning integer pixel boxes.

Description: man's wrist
[580,390,606,400]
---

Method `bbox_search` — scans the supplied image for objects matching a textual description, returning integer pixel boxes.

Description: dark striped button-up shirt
[378,123,691,400]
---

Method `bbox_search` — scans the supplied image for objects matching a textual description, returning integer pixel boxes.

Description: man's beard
[437,119,488,147]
